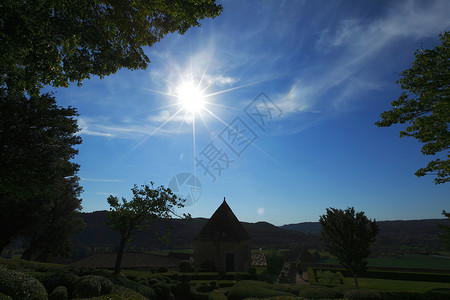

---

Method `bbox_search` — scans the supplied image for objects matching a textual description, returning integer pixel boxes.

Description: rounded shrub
[179,260,192,273]
[40,270,79,296]
[49,286,68,300]
[72,275,113,298]
[152,282,171,300]
[157,266,168,273]
[344,289,383,300]
[0,266,48,300]
[0,293,13,300]
[299,286,343,299]
[248,267,256,275]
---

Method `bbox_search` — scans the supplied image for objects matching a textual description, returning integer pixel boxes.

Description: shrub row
[0,266,48,300]
[311,267,450,283]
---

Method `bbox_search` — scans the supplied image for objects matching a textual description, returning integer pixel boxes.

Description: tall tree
[319,207,379,289]
[0,0,223,95]
[0,89,82,255]
[375,32,449,184]
[106,182,190,274]
[438,210,450,250]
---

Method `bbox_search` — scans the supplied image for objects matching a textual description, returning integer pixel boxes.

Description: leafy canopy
[0,0,223,95]
[106,182,189,273]
[0,89,83,257]
[319,207,379,289]
[375,32,449,184]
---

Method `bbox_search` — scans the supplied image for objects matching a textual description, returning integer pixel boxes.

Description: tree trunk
[353,274,359,289]
[114,234,127,275]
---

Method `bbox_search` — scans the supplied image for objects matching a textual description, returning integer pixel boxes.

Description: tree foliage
[438,210,450,250]
[319,207,379,289]
[375,32,450,184]
[106,182,190,274]
[0,89,83,258]
[0,0,222,95]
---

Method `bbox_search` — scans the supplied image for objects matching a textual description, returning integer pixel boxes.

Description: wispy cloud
[278,0,450,117]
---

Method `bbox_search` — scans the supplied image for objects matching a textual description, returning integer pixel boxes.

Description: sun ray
[120,107,184,159]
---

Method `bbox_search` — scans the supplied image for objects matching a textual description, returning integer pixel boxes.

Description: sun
[176,81,205,113]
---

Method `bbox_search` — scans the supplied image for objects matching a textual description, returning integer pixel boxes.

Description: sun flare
[177,81,205,113]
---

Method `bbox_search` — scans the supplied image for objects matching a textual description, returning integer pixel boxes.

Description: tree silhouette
[0,89,83,257]
[319,207,379,289]
[106,182,189,274]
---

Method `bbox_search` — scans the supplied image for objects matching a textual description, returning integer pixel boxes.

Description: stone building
[194,199,251,272]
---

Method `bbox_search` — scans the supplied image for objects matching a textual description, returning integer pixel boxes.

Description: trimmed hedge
[298,286,343,299]
[0,266,48,300]
[72,275,113,298]
[227,280,295,300]
[49,286,68,300]
[151,282,172,300]
[311,267,450,283]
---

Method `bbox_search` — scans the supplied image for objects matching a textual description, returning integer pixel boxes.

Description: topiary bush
[0,293,13,300]
[152,282,172,300]
[179,260,192,273]
[227,280,295,300]
[344,289,383,300]
[419,288,450,300]
[49,286,68,300]
[298,286,343,299]
[40,270,79,296]
[72,275,113,298]
[0,266,48,300]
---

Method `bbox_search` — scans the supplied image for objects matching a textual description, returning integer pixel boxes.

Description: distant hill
[70,211,321,261]
[281,219,447,252]
[69,211,447,261]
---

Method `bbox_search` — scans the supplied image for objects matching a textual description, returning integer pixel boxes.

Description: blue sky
[50,0,449,226]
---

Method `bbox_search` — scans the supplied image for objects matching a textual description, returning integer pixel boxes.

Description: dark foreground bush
[227,280,295,300]
[152,282,172,300]
[344,289,384,300]
[208,290,228,300]
[40,270,79,296]
[0,266,48,300]
[49,286,68,300]
[419,288,450,300]
[91,272,155,299]
[299,286,343,299]
[72,275,113,298]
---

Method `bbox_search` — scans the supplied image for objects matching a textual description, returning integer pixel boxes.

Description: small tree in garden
[106,182,190,274]
[319,207,379,289]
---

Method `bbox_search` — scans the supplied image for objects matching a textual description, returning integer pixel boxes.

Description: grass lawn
[344,277,450,293]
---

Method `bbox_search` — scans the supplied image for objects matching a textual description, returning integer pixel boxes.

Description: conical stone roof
[194,199,250,242]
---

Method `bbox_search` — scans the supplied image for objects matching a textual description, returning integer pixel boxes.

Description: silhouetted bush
[111,285,149,300]
[39,269,79,296]
[208,290,228,300]
[101,273,155,299]
[179,260,192,272]
[344,289,383,300]
[299,286,343,299]
[0,266,48,300]
[419,288,450,300]
[152,282,172,300]
[227,280,294,300]
[248,267,256,275]
[72,275,113,298]
[49,286,68,300]
[157,266,168,273]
